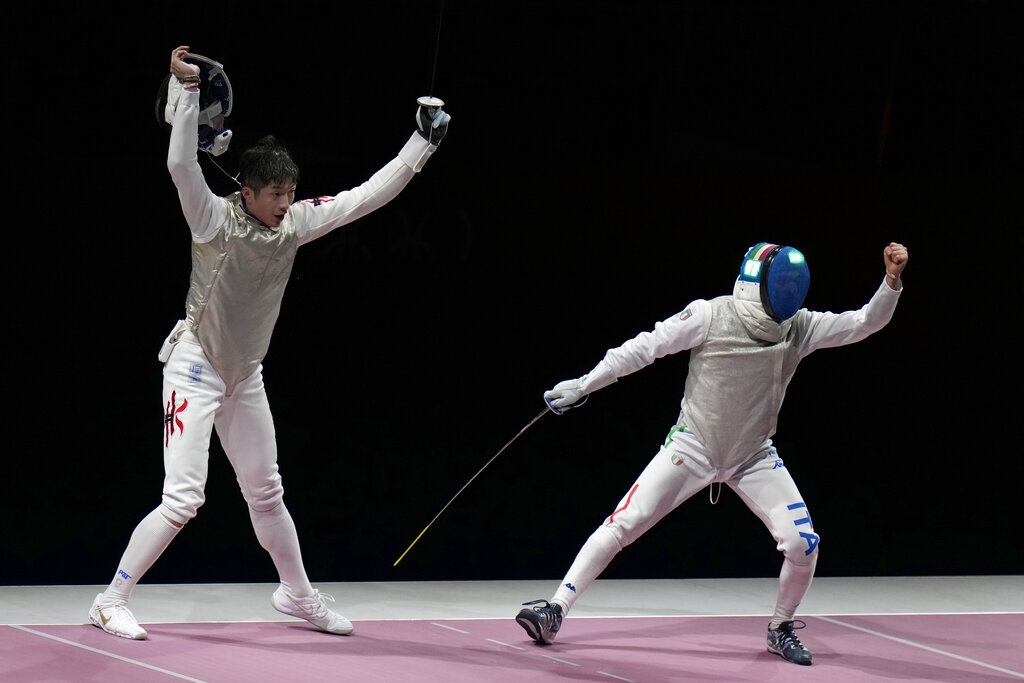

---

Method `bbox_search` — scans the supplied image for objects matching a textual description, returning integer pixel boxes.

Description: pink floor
[3,614,1022,682]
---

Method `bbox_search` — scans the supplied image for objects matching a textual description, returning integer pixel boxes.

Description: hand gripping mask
[155,53,233,156]
[737,242,810,321]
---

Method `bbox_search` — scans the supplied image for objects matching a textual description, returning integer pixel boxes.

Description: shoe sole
[89,615,147,640]
[272,593,354,636]
[516,612,554,645]
[767,646,812,665]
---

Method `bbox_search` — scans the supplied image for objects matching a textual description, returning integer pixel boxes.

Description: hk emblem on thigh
[164,390,188,445]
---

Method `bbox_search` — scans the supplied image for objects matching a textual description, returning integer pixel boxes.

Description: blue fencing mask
[737,242,810,321]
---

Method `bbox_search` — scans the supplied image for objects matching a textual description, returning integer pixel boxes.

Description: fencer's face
[242,181,296,228]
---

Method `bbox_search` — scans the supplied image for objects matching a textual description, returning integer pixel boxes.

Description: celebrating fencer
[517,240,909,666]
[88,45,451,640]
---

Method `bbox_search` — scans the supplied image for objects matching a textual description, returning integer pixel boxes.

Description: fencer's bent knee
[591,524,626,555]
[598,520,633,550]
[778,526,820,563]
[239,476,284,512]
[159,499,199,526]
[160,477,208,522]
[769,498,821,562]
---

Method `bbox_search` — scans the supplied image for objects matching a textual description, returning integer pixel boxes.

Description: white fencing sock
[104,507,183,603]
[250,502,314,597]
[551,525,623,616]
[770,554,817,629]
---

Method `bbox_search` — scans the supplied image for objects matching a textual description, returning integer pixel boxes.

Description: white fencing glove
[544,362,618,415]
[416,96,450,145]
[544,379,587,415]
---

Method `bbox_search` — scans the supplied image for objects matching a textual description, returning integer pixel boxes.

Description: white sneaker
[88,593,148,640]
[272,587,354,635]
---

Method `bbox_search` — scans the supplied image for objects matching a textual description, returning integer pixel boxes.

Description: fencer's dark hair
[237,135,300,193]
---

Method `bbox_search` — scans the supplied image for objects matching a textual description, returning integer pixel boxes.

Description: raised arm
[165,45,224,240]
[291,99,452,245]
[798,242,909,354]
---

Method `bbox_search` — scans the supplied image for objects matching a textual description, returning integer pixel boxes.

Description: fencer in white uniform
[517,240,909,666]
[89,45,450,640]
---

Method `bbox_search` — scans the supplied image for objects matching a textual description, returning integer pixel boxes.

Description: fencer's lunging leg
[552,432,715,614]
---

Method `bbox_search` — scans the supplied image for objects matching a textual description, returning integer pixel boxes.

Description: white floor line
[541,653,581,667]
[430,622,469,633]
[597,671,636,683]
[487,638,524,649]
[6,625,208,682]
[817,616,1024,679]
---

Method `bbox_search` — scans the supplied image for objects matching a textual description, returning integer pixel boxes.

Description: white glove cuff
[398,131,436,172]
[580,361,616,394]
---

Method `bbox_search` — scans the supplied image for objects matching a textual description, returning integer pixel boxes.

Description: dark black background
[7,0,1021,587]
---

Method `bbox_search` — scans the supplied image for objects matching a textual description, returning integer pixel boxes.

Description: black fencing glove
[416,96,451,146]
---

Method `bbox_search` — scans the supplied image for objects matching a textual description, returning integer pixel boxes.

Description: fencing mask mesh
[737,242,810,321]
